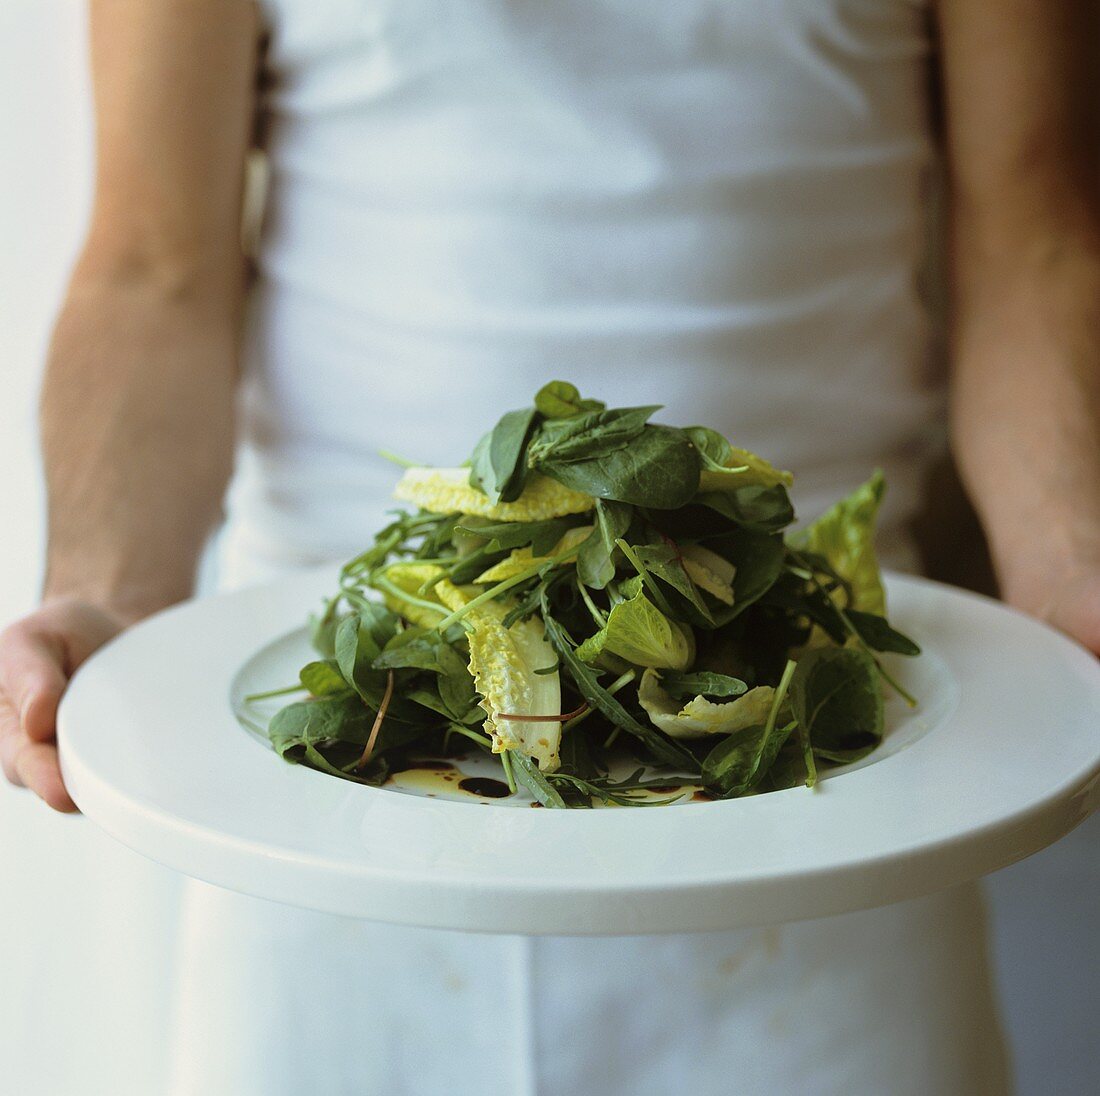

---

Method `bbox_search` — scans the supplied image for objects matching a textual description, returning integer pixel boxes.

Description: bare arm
[939,0,1100,650]
[0,0,260,809]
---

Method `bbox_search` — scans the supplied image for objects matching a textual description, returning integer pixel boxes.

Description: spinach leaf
[372,629,451,672]
[534,380,605,419]
[537,425,701,509]
[356,600,402,652]
[268,696,369,756]
[309,596,342,657]
[456,516,579,556]
[696,484,795,533]
[701,719,797,798]
[789,646,884,762]
[433,641,482,723]
[268,695,426,758]
[469,406,537,503]
[705,532,786,625]
[845,610,921,656]
[529,405,659,463]
[576,500,633,589]
[335,614,389,705]
[299,660,351,697]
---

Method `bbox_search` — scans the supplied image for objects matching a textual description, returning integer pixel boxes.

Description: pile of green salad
[257,381,920,807]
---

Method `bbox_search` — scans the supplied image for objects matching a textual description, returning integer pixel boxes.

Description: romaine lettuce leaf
[678,543,736,605]
[793,470,886,614]
[394,466,593,521]
[638,667,776,740]
[434,582,562,771]
[574,585,695,671]
[375,562,448,627]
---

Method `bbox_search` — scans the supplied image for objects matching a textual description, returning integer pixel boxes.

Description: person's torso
[229,0,943,568]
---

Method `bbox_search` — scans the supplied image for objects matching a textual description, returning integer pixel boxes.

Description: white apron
[158,2,1011,1093]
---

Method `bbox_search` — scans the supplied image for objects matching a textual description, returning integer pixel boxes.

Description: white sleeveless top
[189,5,1009,1096]
[229,0,944,567]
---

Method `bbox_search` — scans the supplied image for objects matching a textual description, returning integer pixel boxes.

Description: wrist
[988,515,1100,616]
[40,572,186,628]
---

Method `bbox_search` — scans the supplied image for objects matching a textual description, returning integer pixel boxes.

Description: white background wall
[0,3,1096,1094]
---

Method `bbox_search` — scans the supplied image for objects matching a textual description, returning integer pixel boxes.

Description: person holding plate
[2,1,1098,1093]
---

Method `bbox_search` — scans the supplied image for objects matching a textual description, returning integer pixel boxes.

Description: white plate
[57,569,1100,934]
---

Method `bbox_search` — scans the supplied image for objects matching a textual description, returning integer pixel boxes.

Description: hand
[0,600,128,812]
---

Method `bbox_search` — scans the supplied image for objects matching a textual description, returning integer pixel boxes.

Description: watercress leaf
[576,500,633,589]
[299,660,351,697]
[537,425,701,509]
[534,380,606,419]
[791,470,886,614]
[658,671,749,700]
[789,646,884,762]
[540,597,699,771]
[845,609,921,656]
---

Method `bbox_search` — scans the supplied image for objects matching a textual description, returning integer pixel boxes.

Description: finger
[0,696,26,787]
[0,624,69,743]
[14,740,78,813]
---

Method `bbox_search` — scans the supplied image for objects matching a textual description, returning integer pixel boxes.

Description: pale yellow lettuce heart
[393,467,593,522]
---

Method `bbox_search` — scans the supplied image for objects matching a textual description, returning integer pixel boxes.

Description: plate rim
[57,568,1100,933]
